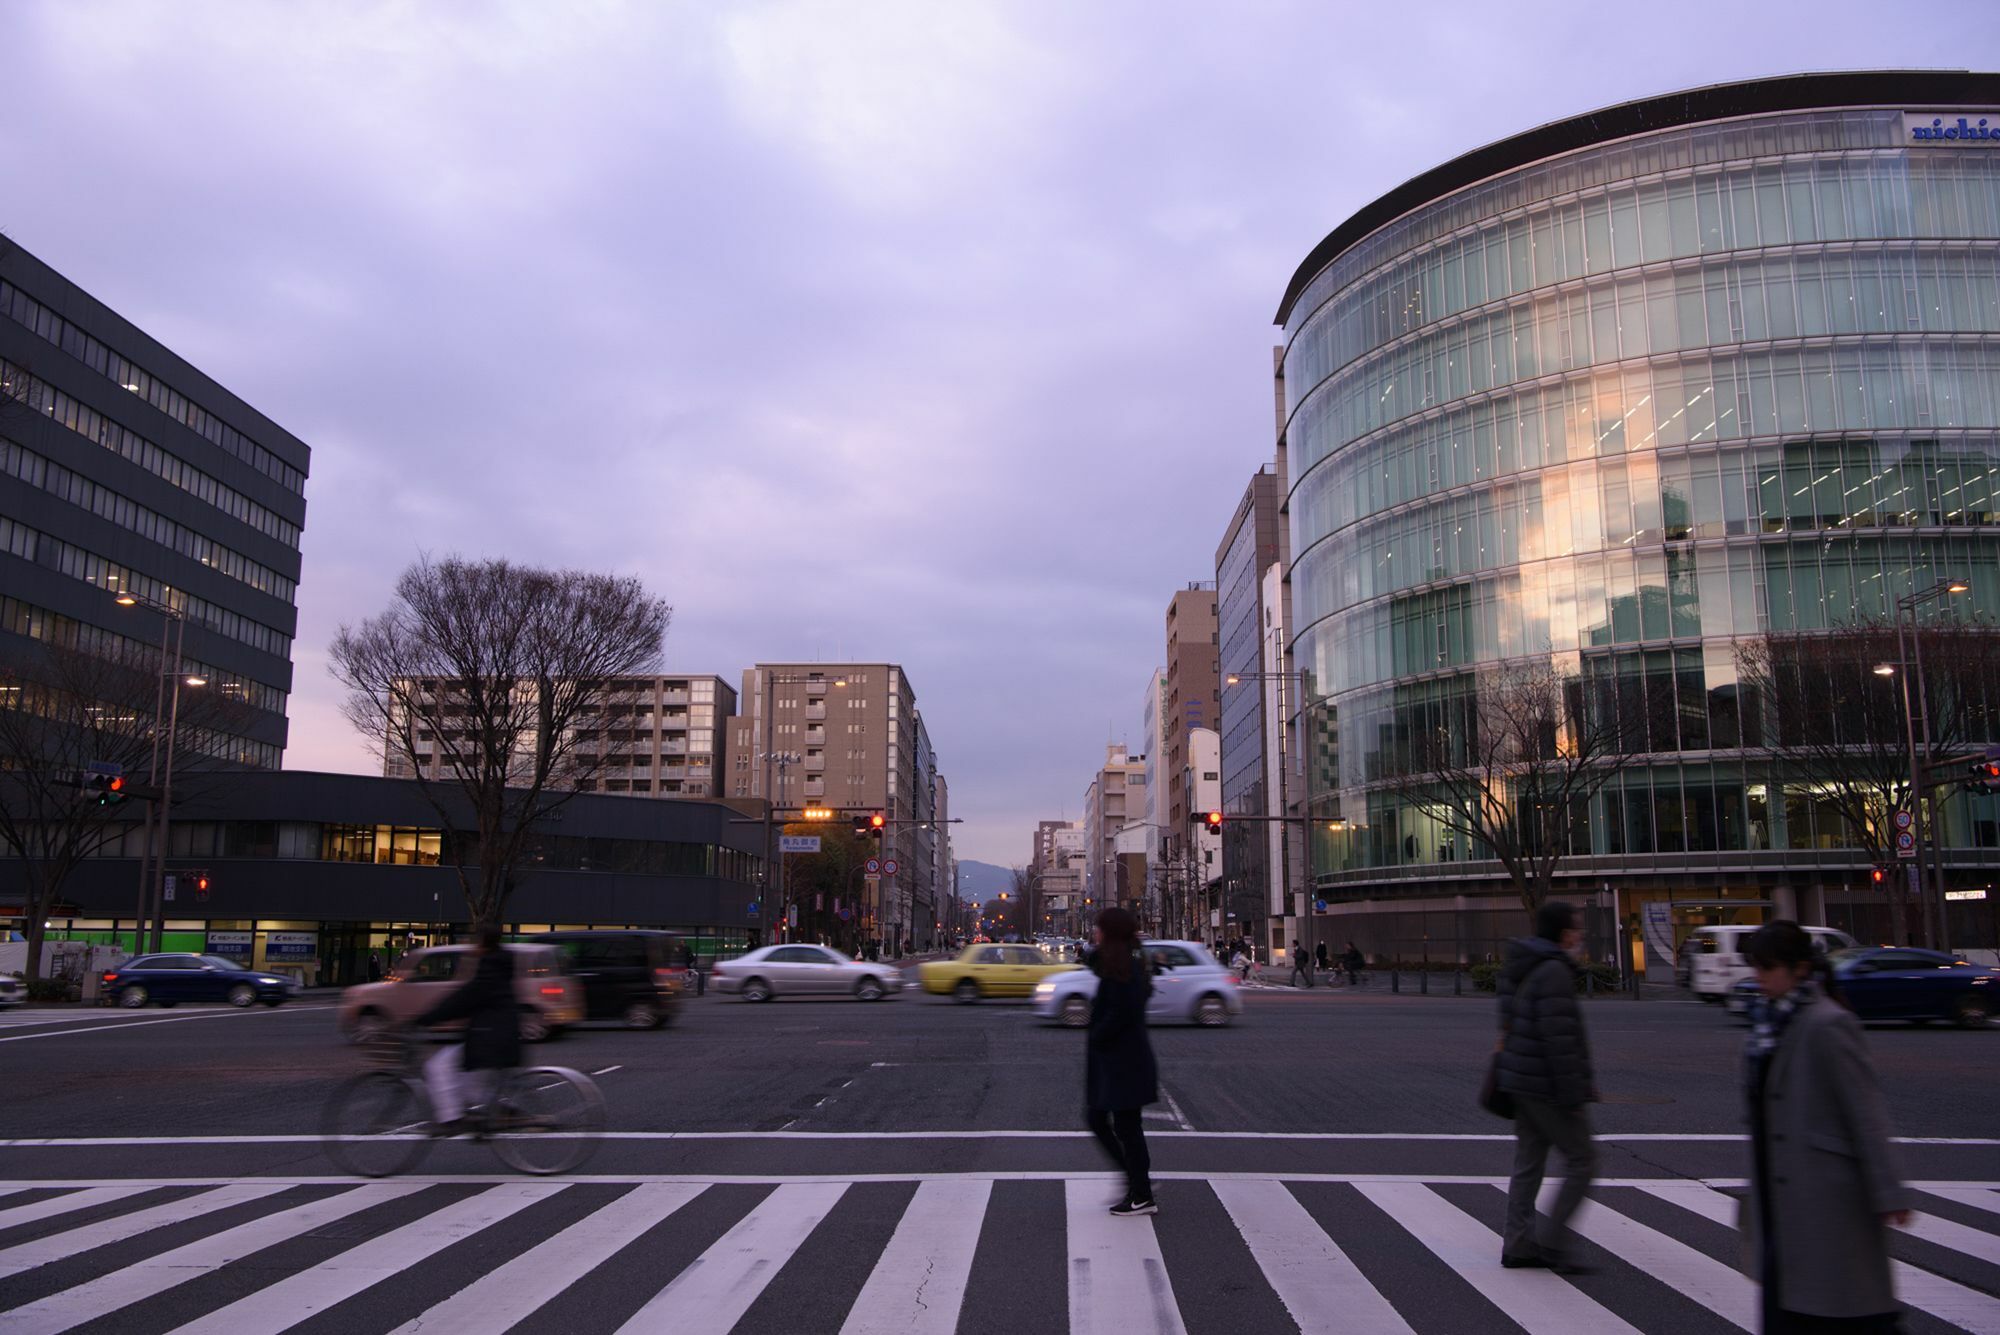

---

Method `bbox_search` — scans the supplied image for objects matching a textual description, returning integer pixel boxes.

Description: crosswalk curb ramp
[0,1173,1996,1333]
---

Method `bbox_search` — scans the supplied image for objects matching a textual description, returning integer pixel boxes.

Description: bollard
[1420,968,1429,995]
[1454,969,1462,996]
[1391,969,1400,993]
[1587,969,1595,998]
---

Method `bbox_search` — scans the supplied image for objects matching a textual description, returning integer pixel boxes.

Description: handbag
[1478,1052,1515,1120]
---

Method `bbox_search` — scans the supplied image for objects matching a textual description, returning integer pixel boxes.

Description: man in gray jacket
[1495,900,1598,1272]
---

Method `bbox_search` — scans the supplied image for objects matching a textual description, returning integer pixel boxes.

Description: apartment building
[1162,584,1219,864]
[1080,744,1145,919]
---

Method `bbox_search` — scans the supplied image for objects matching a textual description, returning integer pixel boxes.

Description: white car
[1033,941,1242,1027]
[710,945,903,1003]
[1679,924,1858,1002]
[0,973,21,1008]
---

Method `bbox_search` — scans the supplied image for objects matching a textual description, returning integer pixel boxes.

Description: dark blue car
[101,954,299,1009]
[1728,947,1997,1028]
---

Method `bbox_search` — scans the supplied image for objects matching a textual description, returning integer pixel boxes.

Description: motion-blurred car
[0,973,22,1008]
[1033,941,1241,1027]
[709,945,902,1002]
[1682,924,1857,1001]
[99,954,299,1009]
[532,929,687,1029]
[336,943,582,1042]
[918,943,1080,1002]
[1726,946,1998,1027]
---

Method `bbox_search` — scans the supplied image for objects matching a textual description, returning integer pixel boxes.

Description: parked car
[1033,941,1241,1027]
[917,943,1080,1002]
[1680,924,1858,1001]
[709,945,902,1002]
[99,954,299,1009]
[533,930,687,1030]
[0,973,22,1008]
[1728,946,1999,1027]
[336,944,583,1043]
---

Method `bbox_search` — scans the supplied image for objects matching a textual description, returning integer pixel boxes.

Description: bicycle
[320,1030,605,1178]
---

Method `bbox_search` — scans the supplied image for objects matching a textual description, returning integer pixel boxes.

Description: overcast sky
[4,2,1986,865]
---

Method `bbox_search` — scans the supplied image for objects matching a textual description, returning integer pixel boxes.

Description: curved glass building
[1278,72,2000,958]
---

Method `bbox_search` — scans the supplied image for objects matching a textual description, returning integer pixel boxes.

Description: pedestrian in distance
[1342,941,1364,987]
[1231,945,1251,983]
[1495,900,1599,1274]
[1741,920,1912,1334]
[1084,906,1158,1217]
[1288,939,1313,988]
[1315,941,1330,974]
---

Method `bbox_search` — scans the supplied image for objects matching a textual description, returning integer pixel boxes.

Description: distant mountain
[956,860,1017,900]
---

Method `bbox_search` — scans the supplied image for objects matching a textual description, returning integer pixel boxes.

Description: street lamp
[114,591,205,951]
[755,671,846,944]
[1220,668,1320,956]
[1878,576,1972,950]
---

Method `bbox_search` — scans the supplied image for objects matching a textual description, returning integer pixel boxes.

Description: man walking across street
[1289,938,1314,988]
[1495,900,1599,1273]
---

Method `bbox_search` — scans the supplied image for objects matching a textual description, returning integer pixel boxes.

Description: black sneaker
[1500,1251,1547,1270]
[1109,1197,1157,1217]
[427,1118,469,1139]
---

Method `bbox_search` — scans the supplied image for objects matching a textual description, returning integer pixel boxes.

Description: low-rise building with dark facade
[32,771,767,985]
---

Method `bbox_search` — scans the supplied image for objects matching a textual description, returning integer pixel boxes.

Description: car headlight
[1034,982,1056,997]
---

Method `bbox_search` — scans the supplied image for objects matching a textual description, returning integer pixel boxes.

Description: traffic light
[867,812,885,842]
[802,806,834,821]
[1204,810,1224,830]
[194,873,211,897]
[86,774,129,807]
[1871,867,1887,886]
[1966,759,2000,793]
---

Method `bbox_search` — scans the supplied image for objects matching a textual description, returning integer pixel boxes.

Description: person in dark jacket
[417,922,522,1135]
[1341,942,1364,986]
[1495,901,1598,1272]
[1084,907,1158,1217]
[1315,941,1331,973]
[1741,921,1911,1332]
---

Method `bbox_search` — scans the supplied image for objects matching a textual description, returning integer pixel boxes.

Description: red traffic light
[106,776,125,793]
[1204,811,1224,828]
[1870,868,1886,884]
[869,813,885,830]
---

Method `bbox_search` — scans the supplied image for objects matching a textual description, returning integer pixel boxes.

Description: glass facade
[1282,97,2000,891]
[1216,501,1269,905]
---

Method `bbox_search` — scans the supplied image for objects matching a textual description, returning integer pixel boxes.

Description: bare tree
[1738,618,2000,946]
[330,556,670,929]
[0,638,250,980]
[1010,866,1040,936]
[1387,658,1640,914]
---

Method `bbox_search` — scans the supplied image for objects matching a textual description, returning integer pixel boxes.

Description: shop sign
[266,931,318,960]
[205,931,252,960]
[1945,889,1988,901]
[1904,112,2000,144]
[1642,902,1675,964]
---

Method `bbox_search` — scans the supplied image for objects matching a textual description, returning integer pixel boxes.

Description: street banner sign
[83,760,124,777]
[1946,889,1988,901]
[267,931,318,960]
[883,859,899,875]
[1894,810,1914,830]
[1896,830,1917,858]
[787,905,799,927]
[162,875,176,902]
[1907,865,1921,896]
[205,931,251,960]
[865,858,881,875]
[779,835,822,854]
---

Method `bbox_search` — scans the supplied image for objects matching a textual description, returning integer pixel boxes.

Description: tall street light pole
[115,592,205,952]
[1877,576,1970,950]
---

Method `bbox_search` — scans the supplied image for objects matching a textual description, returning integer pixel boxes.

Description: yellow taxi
[918,943,1080,1002]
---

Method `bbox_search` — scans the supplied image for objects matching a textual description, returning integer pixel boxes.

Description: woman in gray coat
[1741,921,1912,1333]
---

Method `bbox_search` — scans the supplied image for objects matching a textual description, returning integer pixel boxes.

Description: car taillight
[101,972,118,984]
[540,985,564,996]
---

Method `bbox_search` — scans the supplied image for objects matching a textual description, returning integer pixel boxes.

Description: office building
[1080,744,1146,919]
[0,240,308,771]
[1162,585,1219,871]
[1277,72,2000,959]
[1215,467,1286,953]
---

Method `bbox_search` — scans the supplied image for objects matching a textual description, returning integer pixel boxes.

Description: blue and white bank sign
[1904,111,2000,145]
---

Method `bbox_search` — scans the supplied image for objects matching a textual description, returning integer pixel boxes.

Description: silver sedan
[1033,941,1243,1027]
[710,945,903,1002]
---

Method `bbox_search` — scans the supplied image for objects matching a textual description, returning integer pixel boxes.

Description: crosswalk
[0,1173,1996,1334]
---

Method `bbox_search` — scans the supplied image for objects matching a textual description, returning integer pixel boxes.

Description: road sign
[864,874,881,884]
[779,835,822,854]
[1896,830,1916,858]
[1894,810,1914,831]
[1313,899,1328,913]
[1946,889,1988,901]
[162,874,176,902]
[883,859,899,876]
[1907,865,1921,896]
[83,760,124,777]
[865,858,881,875]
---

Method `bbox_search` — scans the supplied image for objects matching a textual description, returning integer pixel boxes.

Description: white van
[1678,924,1858,1001]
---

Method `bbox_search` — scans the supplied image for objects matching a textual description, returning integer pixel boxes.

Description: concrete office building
[1278,72,2000,961]
[1081,744,1146,920]
[388,673,737,799]
[1162,585,1220,871]
[0,241,308,773]
[1215,467,1287,954]
[728,663,945,950]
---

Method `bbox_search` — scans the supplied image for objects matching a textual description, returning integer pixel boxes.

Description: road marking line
[614,1182,847,1335]
[0,1182,291,1280]
[162,1181,564,1335]
[1065,1179,1186,1335]
[839,1179,990,1335]
[387,1182,706,1335]
[0,1005,336,1044]
[0,1185,152,1232]
[1529,1182,1756,1330]
[0,1182,424,1334]
[5,1129,1992,1146]
[1638,1180,2000,1332]
[591,1066,623,1076]
[1355,1182,1642,1334]
[1925,1186,2000,1218]
[1213,1178,1414,1334]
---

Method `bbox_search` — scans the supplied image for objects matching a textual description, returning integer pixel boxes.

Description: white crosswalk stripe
[0,1175,1994,1335]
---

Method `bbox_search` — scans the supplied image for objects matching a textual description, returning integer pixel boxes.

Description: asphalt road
[2,977,1997,1333]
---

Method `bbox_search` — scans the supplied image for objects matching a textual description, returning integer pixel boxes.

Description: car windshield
[198,956,247,970]
[1826,948,1869,971]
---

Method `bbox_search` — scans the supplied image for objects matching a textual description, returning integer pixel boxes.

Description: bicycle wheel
[485,1066,605,1175]
[321,1072,434,1178]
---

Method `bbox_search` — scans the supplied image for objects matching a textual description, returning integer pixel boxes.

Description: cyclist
[416,921,520,1136]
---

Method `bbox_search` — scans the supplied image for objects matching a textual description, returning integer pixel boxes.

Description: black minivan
[532,930,688,1029]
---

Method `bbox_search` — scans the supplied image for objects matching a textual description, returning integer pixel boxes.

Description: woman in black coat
[1084,907,1158,1216]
